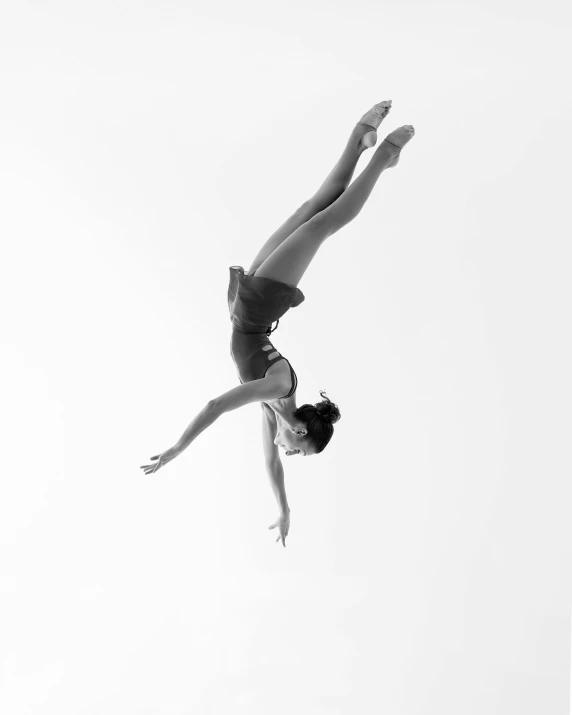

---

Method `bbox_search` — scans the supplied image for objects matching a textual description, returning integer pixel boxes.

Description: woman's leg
[247,121,383,276]
[253,126,415,288]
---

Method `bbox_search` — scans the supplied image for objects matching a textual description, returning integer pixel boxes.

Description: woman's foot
[357,100,392,151]
[382,125,415,168]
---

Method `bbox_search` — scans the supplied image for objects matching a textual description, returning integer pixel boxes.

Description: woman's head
[274,390,341,456]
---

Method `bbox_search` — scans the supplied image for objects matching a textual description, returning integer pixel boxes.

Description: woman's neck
[269,395,297,426]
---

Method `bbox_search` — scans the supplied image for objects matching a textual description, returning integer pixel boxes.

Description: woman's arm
[261,404,290,547]
[267,458,290,547]
[141,401,219,474]
[166,369,285,454]
[175,375,288,455]
[261,402,280,464]
[212,374,290,415]
[266,458,290,515]
[174,401,220,454]
[141,375,289,475]
[261,404,288,510]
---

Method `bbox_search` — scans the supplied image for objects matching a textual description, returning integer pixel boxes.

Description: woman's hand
[140,446,180,475]
[268,511,290,547]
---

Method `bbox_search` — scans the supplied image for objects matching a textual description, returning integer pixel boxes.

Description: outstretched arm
[261,404,288,510]
[140,401,219,474]
[262,403,290,547]
[141,374,289,475]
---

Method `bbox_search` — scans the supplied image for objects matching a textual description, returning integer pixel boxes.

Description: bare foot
[382,125,415,168]
[357,100,392,150]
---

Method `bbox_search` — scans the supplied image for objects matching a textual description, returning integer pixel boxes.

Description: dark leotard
[227,266,305,398]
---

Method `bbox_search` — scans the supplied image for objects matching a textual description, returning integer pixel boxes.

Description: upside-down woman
[141,99,415,546]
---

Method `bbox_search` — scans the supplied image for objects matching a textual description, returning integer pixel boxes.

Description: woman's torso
[230,327,297,398]
[228,266,303,399]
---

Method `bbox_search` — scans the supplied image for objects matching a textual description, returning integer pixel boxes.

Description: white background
[1,1,571,713]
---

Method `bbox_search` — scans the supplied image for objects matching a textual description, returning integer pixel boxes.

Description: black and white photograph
[1,1,571,713]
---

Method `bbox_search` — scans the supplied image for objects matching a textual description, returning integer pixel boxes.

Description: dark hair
[294,390,341,454]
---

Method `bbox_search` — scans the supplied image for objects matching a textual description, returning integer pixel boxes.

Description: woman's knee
[307,208,339,239]
[294,199,322,225]
[301,211,328,236]
[304,186,345,217]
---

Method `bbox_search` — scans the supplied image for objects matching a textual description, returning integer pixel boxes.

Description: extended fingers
[140,455,161,473]
[140,462,162,474]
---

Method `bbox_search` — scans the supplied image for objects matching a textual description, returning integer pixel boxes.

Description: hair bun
[315,390,341,425]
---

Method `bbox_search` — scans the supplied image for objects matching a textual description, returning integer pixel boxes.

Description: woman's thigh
[247,201,320,276]
[252,214,330,288]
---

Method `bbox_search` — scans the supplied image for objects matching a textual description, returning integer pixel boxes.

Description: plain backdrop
[1,1,571,713]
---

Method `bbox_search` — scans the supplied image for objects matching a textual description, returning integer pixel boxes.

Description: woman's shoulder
[265,356,291,382]
[264,358,296,401]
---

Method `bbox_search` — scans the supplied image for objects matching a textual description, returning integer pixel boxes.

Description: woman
[141,99,415,546]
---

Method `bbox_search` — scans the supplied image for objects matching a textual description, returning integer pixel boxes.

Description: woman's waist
[230,316,273,334]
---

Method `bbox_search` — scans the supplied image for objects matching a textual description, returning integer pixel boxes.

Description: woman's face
[274,419,315,457]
